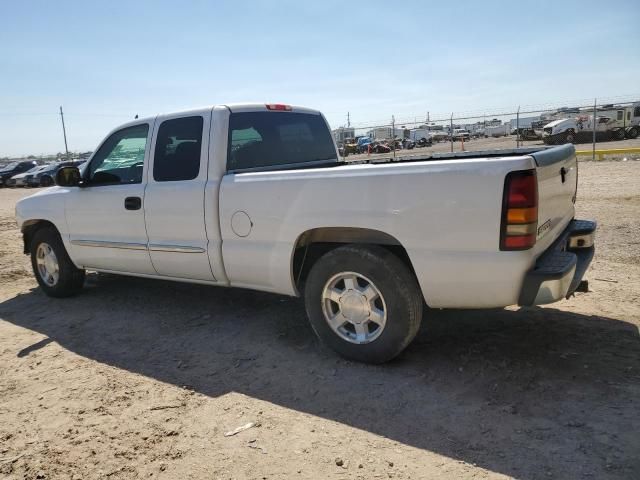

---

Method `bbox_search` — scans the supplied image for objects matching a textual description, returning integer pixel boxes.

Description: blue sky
[1,0,638,157]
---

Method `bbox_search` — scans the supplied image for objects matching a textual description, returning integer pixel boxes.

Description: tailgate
[530,145,578,252]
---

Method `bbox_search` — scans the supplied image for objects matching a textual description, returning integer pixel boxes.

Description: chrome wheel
[36,242,59,286]
[321,271,387,344]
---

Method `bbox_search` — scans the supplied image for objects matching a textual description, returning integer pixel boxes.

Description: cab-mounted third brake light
[500,169,538,250]
[265,104,292,111]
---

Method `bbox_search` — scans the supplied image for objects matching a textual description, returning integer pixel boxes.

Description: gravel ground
[0,159,639,480]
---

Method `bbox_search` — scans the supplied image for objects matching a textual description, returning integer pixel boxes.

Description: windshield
[0,162,18,171]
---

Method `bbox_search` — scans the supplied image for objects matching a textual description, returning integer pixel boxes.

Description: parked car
[370,142,392,154]
[0,160,39,187]
[27,160,85,187]
[15,103,595,364]
[452,129,471,141]
[402,139,415,149]
[357,137,373,153]
[343,141,359,155]
[416,137,432,147]
[6,165,49,187]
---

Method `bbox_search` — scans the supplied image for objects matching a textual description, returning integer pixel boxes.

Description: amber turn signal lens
[507,207,538,224]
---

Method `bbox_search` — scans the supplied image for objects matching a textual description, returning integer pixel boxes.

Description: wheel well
[22,220,57,255]
[291,227,417,291]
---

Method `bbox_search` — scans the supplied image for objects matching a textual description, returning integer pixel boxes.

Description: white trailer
[484,124,510,137]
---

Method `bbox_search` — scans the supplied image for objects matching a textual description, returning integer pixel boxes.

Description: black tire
[30,226,85,297]
[40,176,53,187]
[627,127,639,139]
[613,129,626,140]
[565,130,575,144]
[304,245,423,364]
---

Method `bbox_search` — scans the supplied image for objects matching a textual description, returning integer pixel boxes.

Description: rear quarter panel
[219,155,540,308]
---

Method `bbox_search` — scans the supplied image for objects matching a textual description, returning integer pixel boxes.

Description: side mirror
[55,166,82,187]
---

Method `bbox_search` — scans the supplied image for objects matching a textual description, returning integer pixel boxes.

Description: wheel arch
[290,227,419,295]
[21,219,59,255]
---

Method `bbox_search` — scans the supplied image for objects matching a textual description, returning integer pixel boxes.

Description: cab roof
[131,103,321,125]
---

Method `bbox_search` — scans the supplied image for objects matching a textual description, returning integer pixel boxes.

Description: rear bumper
[518,219,596,306]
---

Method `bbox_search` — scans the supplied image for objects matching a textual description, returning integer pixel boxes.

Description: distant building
[332,127,355,144]
[509,116,540,130]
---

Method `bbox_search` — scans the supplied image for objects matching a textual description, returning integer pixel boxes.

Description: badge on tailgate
[537,219,552,238]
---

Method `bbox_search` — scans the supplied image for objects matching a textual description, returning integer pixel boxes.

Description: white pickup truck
[15,103,596,363]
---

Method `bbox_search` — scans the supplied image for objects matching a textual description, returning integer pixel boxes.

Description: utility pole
[392,115,396,160]
[516,105,521,148]
[450,113,454,153]
[347,112,351,128]
[59,106,69,160]
[592,98,597,161]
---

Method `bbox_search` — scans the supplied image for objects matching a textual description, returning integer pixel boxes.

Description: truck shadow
[1,274,639,479]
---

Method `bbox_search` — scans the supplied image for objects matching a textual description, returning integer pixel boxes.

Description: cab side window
[88,124,149,185]
[153,116,203,182]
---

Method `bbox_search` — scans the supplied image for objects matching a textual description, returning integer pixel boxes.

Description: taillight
[500,170,538,250]
[265,104,292,111]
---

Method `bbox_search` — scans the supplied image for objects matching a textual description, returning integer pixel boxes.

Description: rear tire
[30,226,85,297]
[627,126,639,139]
[304,245,423,364]
[613,129,626,140]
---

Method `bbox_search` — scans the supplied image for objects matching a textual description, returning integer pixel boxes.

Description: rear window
[227,112,337,171]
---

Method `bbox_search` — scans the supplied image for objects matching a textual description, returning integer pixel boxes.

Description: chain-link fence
[332,96,640,161]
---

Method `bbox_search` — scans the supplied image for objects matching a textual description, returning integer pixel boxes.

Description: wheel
[30,226,85,297]
[304,245,423,363]
[40,176,53,187]
[565,130,575,144]
[627,126,639,139]
[614,129,626,140]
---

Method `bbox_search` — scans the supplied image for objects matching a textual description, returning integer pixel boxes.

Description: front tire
[40,176,53,187]
[304,245,423,363]
[30,227,85,297]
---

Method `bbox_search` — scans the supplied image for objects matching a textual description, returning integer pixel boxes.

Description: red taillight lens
[500,170,538,251]
[265,104,292,111]
[507,173,537,207]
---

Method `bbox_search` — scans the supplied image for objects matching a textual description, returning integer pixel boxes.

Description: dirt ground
[0,159,639,480]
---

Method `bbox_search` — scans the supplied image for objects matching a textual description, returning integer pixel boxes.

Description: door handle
[124,197,142,210]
